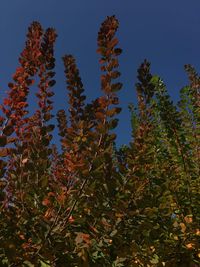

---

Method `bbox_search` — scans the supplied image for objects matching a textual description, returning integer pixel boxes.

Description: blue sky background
[1,0,200,146]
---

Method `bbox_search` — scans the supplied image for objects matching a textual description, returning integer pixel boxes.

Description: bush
[0,16,199,266]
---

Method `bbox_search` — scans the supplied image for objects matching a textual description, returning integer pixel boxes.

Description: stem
[33,205,62,258]
[61,104,108,233]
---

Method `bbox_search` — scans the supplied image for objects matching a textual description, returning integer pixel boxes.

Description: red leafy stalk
[57,109,68,151]
[62,55,86,125]
[0,22,44,193]
[36,27,57,124]
[18,27,57,180]
[57,55,89,182]
[2,26,57,213]
[60,55,89,153]
[136,60,154,117]
[56,17,123,233]
[95,15,122,147]
[1,22,43,137]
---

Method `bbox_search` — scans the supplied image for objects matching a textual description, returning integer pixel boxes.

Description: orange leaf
[42,198,51,206]
[108,37,118,49]
[95,112,105,120]
[0,148,9,157]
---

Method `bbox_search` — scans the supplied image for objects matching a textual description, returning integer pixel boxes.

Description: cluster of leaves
[0,16,199,266]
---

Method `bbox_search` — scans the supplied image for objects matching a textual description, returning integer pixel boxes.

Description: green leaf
[41,175,48,187]
[23,261,35,267]
[112,257,126,267]
[150,254,159,264]
[39,260,51,267]
[110,229,117,237]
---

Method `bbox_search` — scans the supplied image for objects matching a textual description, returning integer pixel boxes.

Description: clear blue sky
[1,0,200,146]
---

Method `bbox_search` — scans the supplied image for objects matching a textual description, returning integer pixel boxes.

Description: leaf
[95,112,105,120]
[41,175,48,187]
[0,159,7,168]
[48,80,56,87]
[0,169,6,178]
[46,124,55,132]
[107,107,121,117]
[108,118,118,130]
[22,158,28,164]
[75,232,91,246]
[180,222,186,233]
[3,125,14,136]
[7,137,16,144]
[0,136,7,147]
[185,243,194,250]
[23,261,35,267]
[111,82,122,92]
[112,257,126,267]
[42,137,50,146]
[114,48,122,56]
[39,261,51,267]
[43,113,52,121]
[108,38,118,49]
[150,75,160,85]
[42,197,51,206]
[26,79,34,86]
[110,71,121,79]
[0,116,5,126]
[150,254,159,264]
[110,229,117,237]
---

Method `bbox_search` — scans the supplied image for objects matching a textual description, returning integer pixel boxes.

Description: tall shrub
[0,16,199,267]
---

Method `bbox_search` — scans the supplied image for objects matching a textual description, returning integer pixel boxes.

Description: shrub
[0,16,199,266]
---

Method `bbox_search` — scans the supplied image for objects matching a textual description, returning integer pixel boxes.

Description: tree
[0,16,199,266]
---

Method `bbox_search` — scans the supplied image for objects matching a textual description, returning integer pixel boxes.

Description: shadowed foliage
[0,16,199,267]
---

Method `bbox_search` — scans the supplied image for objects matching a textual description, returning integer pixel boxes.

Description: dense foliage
[0,16,199,266]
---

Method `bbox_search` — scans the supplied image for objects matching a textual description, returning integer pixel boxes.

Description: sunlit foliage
[0,16,199,266]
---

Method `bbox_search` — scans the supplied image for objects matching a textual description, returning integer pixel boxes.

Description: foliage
[0,16,199,266]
